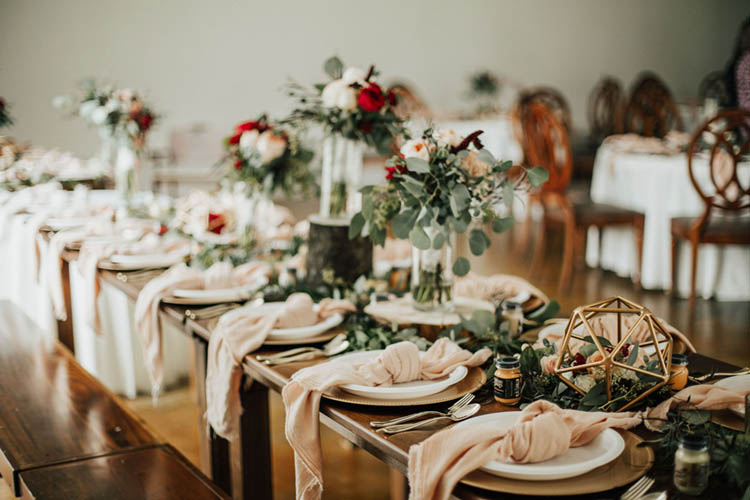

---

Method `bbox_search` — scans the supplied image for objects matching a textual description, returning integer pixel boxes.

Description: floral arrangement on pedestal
[0,98,13,129]
[285,56,407,218]
[466,71,502,117]
[221,115,314,200]
[350,127,548,311]
[55,79,157,198]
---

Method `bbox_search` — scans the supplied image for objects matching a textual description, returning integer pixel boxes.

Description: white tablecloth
[587,145,750,300]
[440,116,523,164]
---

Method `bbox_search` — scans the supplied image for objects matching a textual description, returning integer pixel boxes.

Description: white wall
[1,0,747,157]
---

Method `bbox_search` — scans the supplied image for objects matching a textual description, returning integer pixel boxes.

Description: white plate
[714,374,750,417]
[109,251,188,270]
[335,350,468,400]
[170,277,268,304]
[453,412,625,481]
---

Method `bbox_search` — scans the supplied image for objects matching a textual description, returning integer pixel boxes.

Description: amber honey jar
[494,356,522,406]
[669,353,689,391]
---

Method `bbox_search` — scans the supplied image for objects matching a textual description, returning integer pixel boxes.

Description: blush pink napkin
[77,234,189,334]
[206,293,355,440]
[282,338,492,500]
[454,273,549,304]
[645,383,750,431]
[408,400,642,500]
[134,261,271,396]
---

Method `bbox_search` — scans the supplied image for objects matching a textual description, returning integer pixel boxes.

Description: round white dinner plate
[451,412,625,481]
[242,302,345,341]
[714,374,750,417]
[334,350,468,400]
[109,251,188,270]
[170,277,268,304]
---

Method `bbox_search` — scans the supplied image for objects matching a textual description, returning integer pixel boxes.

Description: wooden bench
[0,300,228,499]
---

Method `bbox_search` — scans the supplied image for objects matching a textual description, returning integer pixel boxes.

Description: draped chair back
[687,108,750,213]
[520,101,573,194]
[624,73,682,138]
[588,77,624,139]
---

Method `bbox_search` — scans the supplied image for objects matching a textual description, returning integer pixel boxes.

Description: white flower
[461,151,490,177]
[239,130,260,156]
[79,100,98,120]
[321,79,357,110]
[433,128,462,147]
[574,374,598,393]
[256,131,287,164]
[400,139,430,161]
[342,67,367,85]
[91,107,109,125]
[52,96,70,109]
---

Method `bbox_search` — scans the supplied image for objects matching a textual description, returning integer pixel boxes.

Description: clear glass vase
[114,143,140,201]
[319,134,363,219]
[411,227,456,312]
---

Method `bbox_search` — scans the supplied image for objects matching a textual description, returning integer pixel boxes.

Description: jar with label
[673,433,709,495]
[669,353,689,391]
[494,356,522,406]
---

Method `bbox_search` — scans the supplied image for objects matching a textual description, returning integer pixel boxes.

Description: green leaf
[477,149,496,165]
[348,213,365,239]
[451,184,470,212]
[409,224,431,250]
[406,157,430,174]
[452,257,470,276]
[580,381,607,407]
[392,209,418,239]
[432,232,445,249]
[323,56,343,79]
[469,228,490,256]
[503,182,514,209]
[578,344,598,357]
[527,166,549,187]
[582,335,613,348]
[492,216,514,233]
[626,342,639,366]
[401,176,424,198]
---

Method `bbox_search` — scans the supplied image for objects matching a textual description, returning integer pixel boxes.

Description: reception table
[587,143,750,300]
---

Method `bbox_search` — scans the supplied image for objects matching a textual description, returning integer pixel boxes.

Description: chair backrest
[687,108,750,212]
[624,73,683,138]
[519,100,573,193]
[517,87,572,131]
[388,82,432,121]
[588,77,624,139]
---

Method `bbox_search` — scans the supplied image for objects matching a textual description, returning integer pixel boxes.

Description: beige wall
[1,0,747,157]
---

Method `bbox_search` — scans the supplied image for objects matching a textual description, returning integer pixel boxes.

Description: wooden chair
[521,101,645,289]
[671,108,750,305]
[588,77,625,141]
[387,82,432,121]
[624,73,683,138]
[513,87,572,150]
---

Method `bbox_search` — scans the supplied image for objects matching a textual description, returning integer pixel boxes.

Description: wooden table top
[17,445,230,500]
[0,300,161,496]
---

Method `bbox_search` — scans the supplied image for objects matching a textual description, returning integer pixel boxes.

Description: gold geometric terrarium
[553,296,673,412]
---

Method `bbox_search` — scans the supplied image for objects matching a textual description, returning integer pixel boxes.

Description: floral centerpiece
[0,98,13,129]
[55,79,157,198]
[466,71,502,116]
[350,127,548,311]
[221,115,315,204]
[285,56,407,218]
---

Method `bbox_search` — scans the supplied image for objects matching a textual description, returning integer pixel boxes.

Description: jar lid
[671,353,688,366]
[679,433,708,450]
[496,356,520,369]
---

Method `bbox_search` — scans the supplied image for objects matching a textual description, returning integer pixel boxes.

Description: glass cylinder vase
[319,134,363,219]
[411,227,456,312]
[114,143,140,201]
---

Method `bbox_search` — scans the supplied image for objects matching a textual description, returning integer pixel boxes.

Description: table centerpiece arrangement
[0,97,13,129]
[350,126,548,311]
[285,56,407,219]
[54,79,157,199]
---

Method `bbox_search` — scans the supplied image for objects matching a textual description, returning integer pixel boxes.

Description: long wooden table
[81,263,741,500]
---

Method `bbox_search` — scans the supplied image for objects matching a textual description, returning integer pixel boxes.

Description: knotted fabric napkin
[282,338,492,500]
[645,384,750,431]
[454,272,549,305]
[134,261,271,396]
[206,293,355,440]
[77,233,189,334]
[408,400,642,500]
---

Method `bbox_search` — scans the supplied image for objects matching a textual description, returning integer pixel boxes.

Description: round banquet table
[586,143,750,301]
[440,116,523,165]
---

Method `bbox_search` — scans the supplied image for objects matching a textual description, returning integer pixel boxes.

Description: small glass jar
[494,356,522,406]
[669,353,689,391]
[674,433,710,495]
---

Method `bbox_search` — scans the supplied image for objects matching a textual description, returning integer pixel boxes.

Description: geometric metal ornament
[553,296,673,412]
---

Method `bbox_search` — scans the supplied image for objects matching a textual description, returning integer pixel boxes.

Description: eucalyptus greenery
[349,127,548,277]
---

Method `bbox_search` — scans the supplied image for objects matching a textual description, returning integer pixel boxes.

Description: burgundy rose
[234,158,243,170]
[0,99,5,109]
[229,120,261,145]
[385,155,407,180]
[358,83,386,112]
[137,112,153,131]
[386,89,397,106]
